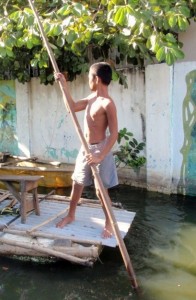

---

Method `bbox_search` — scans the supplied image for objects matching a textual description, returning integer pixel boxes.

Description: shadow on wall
[178,70,196,196]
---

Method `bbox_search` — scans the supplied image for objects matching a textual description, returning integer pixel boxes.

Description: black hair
[90,62,112,85]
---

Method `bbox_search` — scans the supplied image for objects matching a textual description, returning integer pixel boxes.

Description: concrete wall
[146,64,173,194]
[14,69,145,164]
[0,62,196,196]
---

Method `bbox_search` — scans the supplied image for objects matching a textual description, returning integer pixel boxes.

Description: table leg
[20,191,27,224]
[33,188,40,216]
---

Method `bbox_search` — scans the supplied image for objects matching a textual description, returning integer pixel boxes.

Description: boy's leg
[95,188,113,238]
[56,181,84,228]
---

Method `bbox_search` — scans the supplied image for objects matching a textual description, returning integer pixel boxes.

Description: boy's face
[88,68,97,91]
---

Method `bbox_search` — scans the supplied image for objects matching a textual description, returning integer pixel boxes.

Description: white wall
[146,64,173,193]
[11,62,196,196]
[15,70,145,164]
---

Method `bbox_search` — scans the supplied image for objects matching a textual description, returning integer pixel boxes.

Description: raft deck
[0,190,136,266]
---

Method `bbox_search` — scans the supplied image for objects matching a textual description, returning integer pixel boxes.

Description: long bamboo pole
[28,0,138,289]
[3,228,102,246]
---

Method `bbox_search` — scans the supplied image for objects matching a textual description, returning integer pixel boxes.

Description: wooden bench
[0,175,43,224]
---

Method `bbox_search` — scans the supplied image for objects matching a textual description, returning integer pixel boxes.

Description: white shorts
[72,139,118,188]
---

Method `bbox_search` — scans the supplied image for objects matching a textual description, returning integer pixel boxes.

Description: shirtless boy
[55,62,118,238]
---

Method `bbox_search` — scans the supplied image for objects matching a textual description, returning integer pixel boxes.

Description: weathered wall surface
[0,63,196,196]
[15,69,145,164]
[146,64,173,193]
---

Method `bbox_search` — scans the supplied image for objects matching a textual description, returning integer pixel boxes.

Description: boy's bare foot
[102,222,113,239]
[56,215,74,228]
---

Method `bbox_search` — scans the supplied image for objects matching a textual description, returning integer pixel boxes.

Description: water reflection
[0,185,195,300]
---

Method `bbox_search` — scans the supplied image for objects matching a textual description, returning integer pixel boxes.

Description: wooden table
[0,175,43,223]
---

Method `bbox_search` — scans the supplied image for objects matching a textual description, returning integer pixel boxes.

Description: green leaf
[0,47,7,58]
[178,6,190,18]
[52,24,63,36]
[9,10,21,21]
[4,36,16,48]
[6,48,14,58]
[137,142,145,150]
[47,73,54,82]
[156,47,166,62]
[65,31,77,44]
[171,48,184,59]
[27,40,34,49]
[134,149,140,154]
[43,22,52,34]
[31,58,38,67]
[165,33,176,43]
[142,25,152,38]
[165,51,175,65]
[38,59,48,68]
[114,7,126,26]
[57,5,69,16]
[56,36,65,47]
[31,35,41,46]
[133,138,138,145]
[16,37,24,47]
[112,70,119,81]
[129,141,135,148]
[177,16,189,31]
[168,15,177,28]
[73,3,87,17]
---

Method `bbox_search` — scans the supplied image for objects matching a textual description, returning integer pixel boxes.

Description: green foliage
[115,128,146,169]
[0,0,196,84]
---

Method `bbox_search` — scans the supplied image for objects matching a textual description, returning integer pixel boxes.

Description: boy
[55,62,118,238]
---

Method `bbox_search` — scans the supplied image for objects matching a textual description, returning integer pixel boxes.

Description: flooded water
[0,185,196,300]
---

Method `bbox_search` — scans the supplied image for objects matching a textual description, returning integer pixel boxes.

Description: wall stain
[46,147,58,160]
[61,148,78,162]
[178,70,196,196]
[45,146,78,162]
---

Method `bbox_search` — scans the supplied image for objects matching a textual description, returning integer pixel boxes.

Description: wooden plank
[0,175,43,182]
[0,191,11,203]
[27,208,69,233]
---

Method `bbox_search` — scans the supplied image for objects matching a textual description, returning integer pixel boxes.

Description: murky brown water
[0,185,195,300]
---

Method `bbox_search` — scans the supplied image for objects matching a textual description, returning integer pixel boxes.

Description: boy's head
[90,62,112,86]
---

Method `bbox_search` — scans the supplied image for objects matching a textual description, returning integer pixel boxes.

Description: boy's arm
[55,72,88,112]
[100,100,118,158]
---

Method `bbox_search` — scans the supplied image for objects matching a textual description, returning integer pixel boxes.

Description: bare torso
[84,96,109,144]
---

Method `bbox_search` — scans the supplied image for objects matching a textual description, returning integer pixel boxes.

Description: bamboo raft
[0,189,136,266]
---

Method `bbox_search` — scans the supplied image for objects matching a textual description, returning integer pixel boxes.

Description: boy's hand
[54,72,66,83]
[86,153,103,165]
